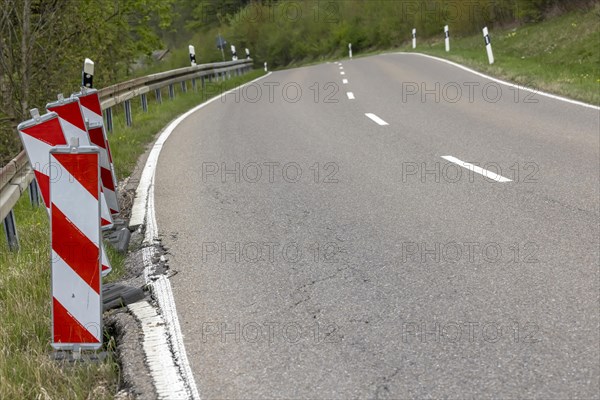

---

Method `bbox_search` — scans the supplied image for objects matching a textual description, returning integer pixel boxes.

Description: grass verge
[0,68,265,399]
[399,5,600,105]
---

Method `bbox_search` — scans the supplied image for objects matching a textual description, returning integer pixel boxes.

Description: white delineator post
[483,26,494,64]
[189,45,196,66]
[231,45,237,61]
[50,139,102,350]
[17,109,113,276]
[245,48,250,59]
[82,58,94,88]
[444,25,450,52]
[264,62,268,72]
[349,43,353,59]
[412,28,416,49]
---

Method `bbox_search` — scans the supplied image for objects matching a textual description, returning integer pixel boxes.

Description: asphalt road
[154,53,599,399]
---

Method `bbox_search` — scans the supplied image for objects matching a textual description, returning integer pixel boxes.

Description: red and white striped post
[17,109,112,276]
[49,139,102,350]
[74,88,120,216]
[46,95,114,228]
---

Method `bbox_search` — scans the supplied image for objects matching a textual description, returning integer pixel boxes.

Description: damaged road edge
[123,72,273,399]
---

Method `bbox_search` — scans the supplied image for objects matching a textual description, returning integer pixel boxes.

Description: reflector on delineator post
[82,58,94,88]
[74,87,120,216]
[17,109,112,276]
[47,95,114,228]
[49,142,102,350]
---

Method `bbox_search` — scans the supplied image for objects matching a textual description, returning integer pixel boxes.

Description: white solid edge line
[441,155,512,182]
[365,113,389,126]
[132,71,273,399]
[391,52,600,111]
[342,79,348,84]
[347,92,355,100]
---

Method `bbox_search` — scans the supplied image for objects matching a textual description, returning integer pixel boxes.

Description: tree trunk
[20,0,30,117]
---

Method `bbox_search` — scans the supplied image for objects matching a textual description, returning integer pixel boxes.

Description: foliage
[128,0,585,75]
[0,0,175,164]
[1,0,598,163]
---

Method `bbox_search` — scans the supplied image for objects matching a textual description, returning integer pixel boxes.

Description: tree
[0,0,174,164]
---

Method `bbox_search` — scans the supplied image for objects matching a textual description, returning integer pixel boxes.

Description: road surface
[154,53,599,399]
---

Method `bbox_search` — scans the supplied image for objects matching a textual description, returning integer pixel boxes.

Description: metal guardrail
[1,58,254,250]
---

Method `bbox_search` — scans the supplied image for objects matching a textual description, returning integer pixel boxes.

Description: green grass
[0,198,118,399]
[0,68,264,399]
[400,5,600,105]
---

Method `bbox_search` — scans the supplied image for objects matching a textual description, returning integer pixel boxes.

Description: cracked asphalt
[154,54,599,398]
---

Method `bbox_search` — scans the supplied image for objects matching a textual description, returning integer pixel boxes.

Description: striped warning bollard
[47,95,92,145]
[47,95,114,229]
[17,109,112,276]
[74,88,120,216]
[50,139,102,350]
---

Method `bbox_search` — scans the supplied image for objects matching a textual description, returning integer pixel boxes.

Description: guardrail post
[192,78,197,91]
[141,93,148,112]
[169,84,175,99]
[155,88,162,104]
[28,180,40,207]
[105,107,113,132]
[3,209,19,251]
[181,81,187,93]
[124,99,132,127]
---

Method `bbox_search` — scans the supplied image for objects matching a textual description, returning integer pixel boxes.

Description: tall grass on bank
[0,198,117,399]
[0,68,264,399]
[403,4,600,105]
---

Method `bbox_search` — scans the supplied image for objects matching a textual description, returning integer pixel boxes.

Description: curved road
[154,53,599,398]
